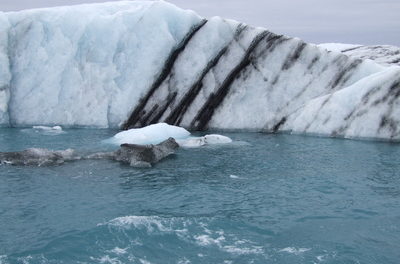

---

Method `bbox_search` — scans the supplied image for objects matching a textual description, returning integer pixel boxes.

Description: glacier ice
[33,125,63,131]
[319,43,400,67]
[177,134,233,148]
[108,122,232,147]
[0,138,178,167]
[0,12,11,125]
[0,148,76,166]
[109,123,191,145]
[0,1,399,140]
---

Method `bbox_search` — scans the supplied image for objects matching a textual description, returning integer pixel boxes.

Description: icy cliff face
[0,12,11,125]
[0,1,399,140]
[4,1,202,127]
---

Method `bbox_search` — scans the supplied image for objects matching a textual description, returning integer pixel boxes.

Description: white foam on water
[222,245,264,255]
[91,255,122,264]
[194,227,265,256]
[109,247,128,255]
[105,216,168,231]
[229,175,240,179]
[0,255,8,264]
[177,258,191,264]
[102,216,265,257]
[139,259,153,264]
[279,247,311,255]
[102,215,190,236]
[194,233,226,246]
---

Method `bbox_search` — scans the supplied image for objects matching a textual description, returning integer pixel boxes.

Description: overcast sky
[1,0,399,46]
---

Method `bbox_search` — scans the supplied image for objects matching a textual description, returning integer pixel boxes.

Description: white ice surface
[0,12,11,125]
[109,123,191,145]
[4,1,201,127]
[177,134,233,147]
[108,123,232,147]
[318,43,361,53]
[319,43,400,66]
[0,1,399,140]
[33,125,62,131]
[284,67,400,139]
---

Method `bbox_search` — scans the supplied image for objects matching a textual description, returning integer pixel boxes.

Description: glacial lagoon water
[0,128,400,264]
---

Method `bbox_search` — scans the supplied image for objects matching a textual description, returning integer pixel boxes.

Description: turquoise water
[0,128,400,264]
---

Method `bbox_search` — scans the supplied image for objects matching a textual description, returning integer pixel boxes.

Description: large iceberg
[0,1,399,140]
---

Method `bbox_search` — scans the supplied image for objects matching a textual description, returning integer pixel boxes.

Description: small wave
[194,233,225,246]
[101,216,266,257]
[279,247,311,255]
[108,247,128,255]
[90,255,123,264]
[102,215,189,233]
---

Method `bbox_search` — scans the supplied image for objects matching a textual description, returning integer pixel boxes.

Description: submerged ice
[0,137,179,167]
[0,1,399,140]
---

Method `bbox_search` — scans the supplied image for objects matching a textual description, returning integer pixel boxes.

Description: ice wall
[0,1,399,140]
[5,1,202,127]
[0,12,11,125]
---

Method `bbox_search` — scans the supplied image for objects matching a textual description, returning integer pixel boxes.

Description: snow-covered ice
[319,43,400,66]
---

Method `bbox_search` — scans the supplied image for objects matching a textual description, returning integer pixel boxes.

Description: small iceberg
[33,125,63,131]
[177,134,233,148]
[107,123,232,148]
[29,125,65,135]
[0,138,178,168]
[109,123,190,145]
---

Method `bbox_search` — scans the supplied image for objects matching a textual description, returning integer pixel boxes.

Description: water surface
[0,128,399,264]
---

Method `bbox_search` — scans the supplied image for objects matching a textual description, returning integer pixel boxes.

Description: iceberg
[108,123,232,147]
[0,138,179,167]
[109,123,191,145]
[177,134,233,148]
[0,1,398,140]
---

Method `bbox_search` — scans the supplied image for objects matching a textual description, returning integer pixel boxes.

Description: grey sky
[1,0,399,46]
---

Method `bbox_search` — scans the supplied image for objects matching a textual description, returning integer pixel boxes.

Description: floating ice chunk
[33,125,62,131]
[30,125,64,135]
[177,134,232,147]
[204,134,232,144]
[109,123,190,145]
[0,148,77,166]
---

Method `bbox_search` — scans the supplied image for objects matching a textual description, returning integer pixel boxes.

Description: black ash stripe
[123,19,207,130]
[190,30,270,130]
[329,59,362,89]
[148,92,178,125]
[281,42,307,71]
[165,24,248,126]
